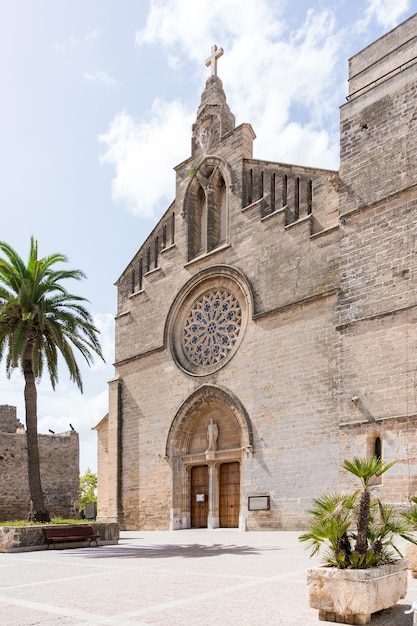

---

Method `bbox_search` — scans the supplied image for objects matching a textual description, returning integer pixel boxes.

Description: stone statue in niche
[206,417,219,452]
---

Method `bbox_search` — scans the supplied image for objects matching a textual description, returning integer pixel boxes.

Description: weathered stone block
[308,560,408,623]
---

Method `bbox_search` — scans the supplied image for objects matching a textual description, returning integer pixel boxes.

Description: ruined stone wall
[0,404,24,433]
[0,406,79,521]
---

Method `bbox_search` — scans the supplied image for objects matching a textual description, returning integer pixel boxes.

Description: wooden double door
[190,462,240,528]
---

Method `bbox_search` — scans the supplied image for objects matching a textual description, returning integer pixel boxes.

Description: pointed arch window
[188,164,228,261]
[374,436,382,460]
[196,186,207,256]
[219,183,227,244]
[368,434,383,486]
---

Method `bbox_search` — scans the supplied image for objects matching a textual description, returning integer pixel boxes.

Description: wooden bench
[43,525,100,549]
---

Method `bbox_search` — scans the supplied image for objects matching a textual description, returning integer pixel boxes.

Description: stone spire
[191,45,235,156]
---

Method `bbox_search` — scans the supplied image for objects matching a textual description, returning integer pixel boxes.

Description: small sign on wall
[248,496,270,511]
[196,493,205,502]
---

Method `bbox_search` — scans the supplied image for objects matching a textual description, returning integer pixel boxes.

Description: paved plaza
[1,530,417,625]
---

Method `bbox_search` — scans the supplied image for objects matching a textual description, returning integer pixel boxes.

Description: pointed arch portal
[165,384,253,530]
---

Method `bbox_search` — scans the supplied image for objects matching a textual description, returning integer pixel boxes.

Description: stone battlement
[0,405,79,521]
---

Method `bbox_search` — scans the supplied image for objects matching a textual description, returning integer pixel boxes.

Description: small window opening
[294,177,300,221]
[374,436,382,461]
[307,179,313,215]
[271,172,276,212]
[196,188,207,256]
[219,185,227,244]
[138,258,143,290]
[248,169,253,205]
[146,247,151,273]
[171,213,175,245]
[282,174,287,207]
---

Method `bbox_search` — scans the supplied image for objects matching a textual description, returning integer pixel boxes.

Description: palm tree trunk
[23,349,49,522]
[356,489,370,554]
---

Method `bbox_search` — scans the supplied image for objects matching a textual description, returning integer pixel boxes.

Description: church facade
[96,15,417,530]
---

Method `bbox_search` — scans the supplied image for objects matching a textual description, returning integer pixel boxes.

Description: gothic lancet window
[219,184,227,244]
[368,435,383,486]
[374,436,382,460]
[196,186,207,256]
[209,175,226,250]
[187,163,228,261]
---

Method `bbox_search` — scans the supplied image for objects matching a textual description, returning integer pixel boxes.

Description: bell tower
[339,14,417,216]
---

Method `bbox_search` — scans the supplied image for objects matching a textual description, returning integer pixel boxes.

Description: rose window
[182,290,242,367]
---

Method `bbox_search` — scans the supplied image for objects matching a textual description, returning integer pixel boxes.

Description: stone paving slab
[0,530,416,625]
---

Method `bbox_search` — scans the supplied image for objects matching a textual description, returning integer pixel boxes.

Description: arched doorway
[165,384,253,530]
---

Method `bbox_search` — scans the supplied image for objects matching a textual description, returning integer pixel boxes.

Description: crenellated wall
[0,406,79,521]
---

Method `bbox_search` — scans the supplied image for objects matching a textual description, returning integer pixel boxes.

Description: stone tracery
[182,289,242,367]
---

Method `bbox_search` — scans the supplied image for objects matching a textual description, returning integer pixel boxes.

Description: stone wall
[0,522,119,552]
[0,404,24,433]
[0,406,79,521]
[340,15,417,215]
[336,16,417,509]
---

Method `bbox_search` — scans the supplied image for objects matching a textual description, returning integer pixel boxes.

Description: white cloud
[219,8,341,164]
[53,41,65,53]
[92,312,115,369]
[85,28,100,45]
[357,0,411,32]
[135,0,285,58]
[54,28,101,53]
[37,386,109,473]
[270,122,338,170]
[101,1,343,218]
[84,70,118,87]
[99,102,193,218]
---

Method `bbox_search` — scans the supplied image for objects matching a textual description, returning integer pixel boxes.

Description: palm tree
[343,457,394,555]
[300,457,416,569]
[0,238,104,521]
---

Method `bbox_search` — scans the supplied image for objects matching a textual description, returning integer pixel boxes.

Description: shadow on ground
[66,542,282,559]
[366,604,413,625]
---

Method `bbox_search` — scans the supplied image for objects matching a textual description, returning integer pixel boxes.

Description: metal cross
[205,44,224,76]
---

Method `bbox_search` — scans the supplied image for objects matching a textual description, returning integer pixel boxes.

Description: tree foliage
[300,457,417,569]
[0,238,104,521]
[79,468,97,515]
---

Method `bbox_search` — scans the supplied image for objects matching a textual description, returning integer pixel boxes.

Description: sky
[0,0,416,475]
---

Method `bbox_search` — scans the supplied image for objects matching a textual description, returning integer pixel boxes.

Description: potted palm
[300,457,416,624]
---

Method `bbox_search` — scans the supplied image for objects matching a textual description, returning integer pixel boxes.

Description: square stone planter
[307,559,408,624]
[406,543,417,578]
